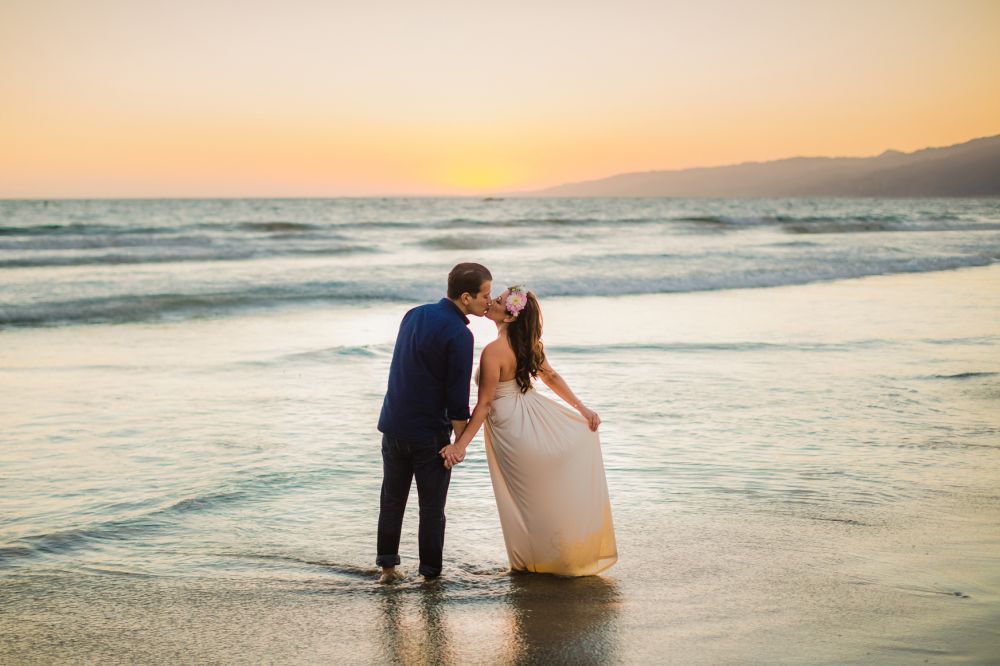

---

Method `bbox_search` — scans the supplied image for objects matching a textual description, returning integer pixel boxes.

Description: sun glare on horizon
[432,165,526,194]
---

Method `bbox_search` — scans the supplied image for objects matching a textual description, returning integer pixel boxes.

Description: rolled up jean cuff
[376,554,401,567]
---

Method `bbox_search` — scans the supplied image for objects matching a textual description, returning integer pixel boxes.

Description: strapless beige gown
[484,379,617,576]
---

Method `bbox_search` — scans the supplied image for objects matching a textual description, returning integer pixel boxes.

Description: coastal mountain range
[517,133,1000,197]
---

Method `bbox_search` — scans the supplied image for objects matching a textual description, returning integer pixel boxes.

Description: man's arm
[441,345,501,467]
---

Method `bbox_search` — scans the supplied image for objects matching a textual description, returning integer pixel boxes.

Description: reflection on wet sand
[506,573,621,664]
[375,574,620,665]
[377,581,458,665]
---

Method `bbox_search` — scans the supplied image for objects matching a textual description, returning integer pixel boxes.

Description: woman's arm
[537,358,601,431]
[439,346,502,468]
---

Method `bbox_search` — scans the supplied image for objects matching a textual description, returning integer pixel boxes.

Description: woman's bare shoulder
[483,336,512,354]
[482,337,516,366]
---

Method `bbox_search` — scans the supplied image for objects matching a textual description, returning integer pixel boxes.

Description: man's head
[447,263,492,317]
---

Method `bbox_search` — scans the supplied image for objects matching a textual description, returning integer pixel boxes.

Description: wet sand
[2,503,997,664]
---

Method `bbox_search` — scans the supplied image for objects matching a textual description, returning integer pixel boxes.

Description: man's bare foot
[379,567,404,584]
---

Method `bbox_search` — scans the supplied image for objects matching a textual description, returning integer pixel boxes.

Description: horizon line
[5,131,996,201]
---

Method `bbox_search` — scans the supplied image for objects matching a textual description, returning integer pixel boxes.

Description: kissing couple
[376,263,617,582]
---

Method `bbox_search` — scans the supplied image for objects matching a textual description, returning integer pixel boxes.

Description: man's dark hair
[447,263,492,300]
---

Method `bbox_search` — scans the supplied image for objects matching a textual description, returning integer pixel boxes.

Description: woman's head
[494,286,545,393]
[486,287,522,323]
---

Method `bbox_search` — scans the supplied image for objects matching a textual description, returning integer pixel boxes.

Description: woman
[440,286,617,576]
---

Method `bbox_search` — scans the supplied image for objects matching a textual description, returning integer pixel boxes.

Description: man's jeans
[376,433,452,577]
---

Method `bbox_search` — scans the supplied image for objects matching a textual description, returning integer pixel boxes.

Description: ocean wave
[216,553,513,595]
[232,553,380,579]
[417,234,503,250]
[3,214,998,246]
[435,216,588,227]
[0,220,396,237]
[782,221,899,234]
[0,223,166,236]
[4,254,996,328]
[927,371,999,380]
[618,255,993,291]
[0,221,335,237]
[237,221,319,233]
[764,240,822,247]
[0,214,776,236]
[0,233,219,252]
[668,213,903,227]
[0,290,364,327]
[772,213,905,224]
[210,219,415,231]
[0,498,228,562]
[438,215,1000,234]
[674,215,780,226]
[0,244,378,268]
[0,471,334,563]
[548,340,893,354]
[253,343,397,366]
[672,214,1000,234]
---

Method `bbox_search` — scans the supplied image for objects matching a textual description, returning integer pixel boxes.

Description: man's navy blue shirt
[378,298,474,443]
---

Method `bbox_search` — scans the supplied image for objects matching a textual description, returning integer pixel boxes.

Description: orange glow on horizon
[434,167,527,194]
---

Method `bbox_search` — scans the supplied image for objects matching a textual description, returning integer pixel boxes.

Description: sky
[1,0,999,197]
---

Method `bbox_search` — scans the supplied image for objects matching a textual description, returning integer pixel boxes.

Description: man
[376,262,493,583]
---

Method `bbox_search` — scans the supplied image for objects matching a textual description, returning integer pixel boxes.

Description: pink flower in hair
[505,286,527,317]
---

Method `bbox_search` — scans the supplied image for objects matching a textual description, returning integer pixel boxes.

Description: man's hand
[439,443,466,469]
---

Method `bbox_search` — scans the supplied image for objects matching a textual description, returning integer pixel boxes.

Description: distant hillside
[518,134,1000,197]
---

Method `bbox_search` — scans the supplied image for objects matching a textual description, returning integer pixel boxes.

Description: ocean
[2,197,999,664]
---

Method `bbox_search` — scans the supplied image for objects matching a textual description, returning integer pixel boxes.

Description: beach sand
[2,265,999,664]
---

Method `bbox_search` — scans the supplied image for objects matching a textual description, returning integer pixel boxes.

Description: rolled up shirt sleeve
[444,329,474,421]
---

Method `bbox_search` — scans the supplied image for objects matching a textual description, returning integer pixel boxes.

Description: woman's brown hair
[506,289,545,393]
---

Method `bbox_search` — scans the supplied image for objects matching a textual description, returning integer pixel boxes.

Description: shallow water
[2,198,1000,663]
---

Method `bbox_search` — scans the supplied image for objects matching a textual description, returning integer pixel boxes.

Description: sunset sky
[2,0,999,197]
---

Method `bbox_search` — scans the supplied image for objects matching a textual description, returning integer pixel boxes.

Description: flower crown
[505,285,528,317]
